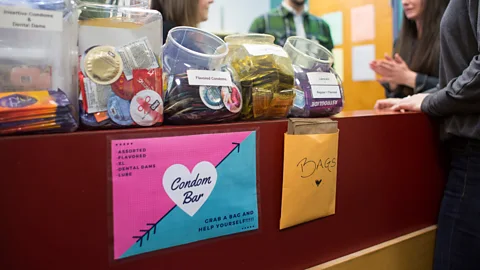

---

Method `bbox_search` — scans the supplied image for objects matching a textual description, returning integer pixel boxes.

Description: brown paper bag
[280,118,339,229]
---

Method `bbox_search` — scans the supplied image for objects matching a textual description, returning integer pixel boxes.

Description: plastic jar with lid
[163,26,242,125]
[0,0,78,135]
[284,37,344,117]
[77,2,163,129]
[225,33,295,120]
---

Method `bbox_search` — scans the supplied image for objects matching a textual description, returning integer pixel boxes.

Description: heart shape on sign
[163,161,217,217]
[315,179,322,186]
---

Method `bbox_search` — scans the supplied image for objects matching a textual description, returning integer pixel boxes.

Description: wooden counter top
[0,112,445,270]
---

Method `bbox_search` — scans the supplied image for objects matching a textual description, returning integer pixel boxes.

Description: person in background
[375,1,480,269]
[248,0,333,50]
[370,0,448,98]
[151,0,214,43]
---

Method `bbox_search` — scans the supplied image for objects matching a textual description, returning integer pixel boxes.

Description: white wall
[199,0,271,34]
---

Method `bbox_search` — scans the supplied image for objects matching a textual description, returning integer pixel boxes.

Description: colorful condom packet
[117,37,159,80]
[290,68,344,117]
[163,72,242,125]
[0,89,78,135]
[132,68,163,95]
[79,68,164,129]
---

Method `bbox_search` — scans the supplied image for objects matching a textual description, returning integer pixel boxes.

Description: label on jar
[242,44,289,58]
[187,70,232,87]
[307,72,338,86]
[0,6,63,32]
[307,72,341,99]
[310,85,341,99]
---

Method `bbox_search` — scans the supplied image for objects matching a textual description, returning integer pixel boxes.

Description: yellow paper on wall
[280,132,339,229]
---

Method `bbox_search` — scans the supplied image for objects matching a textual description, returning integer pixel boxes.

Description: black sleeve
[381,83,393,98]
[414,74,439,94]
[421,5,480,117]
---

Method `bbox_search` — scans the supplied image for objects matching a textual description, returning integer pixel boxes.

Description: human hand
[374,98,402,110]
[370,54,416,88]
[370,60,397,90]
[391,94,429,112]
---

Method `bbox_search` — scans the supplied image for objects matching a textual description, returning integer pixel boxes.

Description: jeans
[434,137,480,270]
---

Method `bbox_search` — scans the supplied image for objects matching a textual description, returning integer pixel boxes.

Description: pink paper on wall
[351,4,376,42]
[110,132,251,259]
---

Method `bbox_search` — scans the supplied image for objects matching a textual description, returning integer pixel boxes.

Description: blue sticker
[108,95,134,126]
[293,89,305,109]
[199,86,224,110]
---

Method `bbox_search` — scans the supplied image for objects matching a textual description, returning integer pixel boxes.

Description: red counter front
[0,112,445,270]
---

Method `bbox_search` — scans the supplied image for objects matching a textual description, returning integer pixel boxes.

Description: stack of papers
[287,118,338,135]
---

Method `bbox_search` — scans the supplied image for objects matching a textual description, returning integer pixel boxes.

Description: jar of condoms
[77,2,164,129]
[162,26,242,125]
[284,36,344,117]
[225,34,295,120]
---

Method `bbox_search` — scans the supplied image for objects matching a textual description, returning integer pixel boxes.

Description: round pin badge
[130,90,163,126]
[221,84,242,113]
[107,95,134,126]
[199,86,224,110]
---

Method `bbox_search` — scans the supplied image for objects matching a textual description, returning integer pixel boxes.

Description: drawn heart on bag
[163,161,218,217]
[315,179,322,186]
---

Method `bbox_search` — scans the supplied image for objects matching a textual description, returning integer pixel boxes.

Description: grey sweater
[421,0,480,139]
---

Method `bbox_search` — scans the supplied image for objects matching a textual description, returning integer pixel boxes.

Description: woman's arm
[414,74,439,94]
[381,82,403,98]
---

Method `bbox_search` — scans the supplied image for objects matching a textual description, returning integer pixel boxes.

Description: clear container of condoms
[0,0,79,135]
[284,37,344,117]
[162,26,242,125]
[225,34,295,120]
[77,2,163,129]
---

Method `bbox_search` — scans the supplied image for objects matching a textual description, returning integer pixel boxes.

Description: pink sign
[111,131,252,259]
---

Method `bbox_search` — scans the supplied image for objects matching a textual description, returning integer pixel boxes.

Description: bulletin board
[311,0,393,111]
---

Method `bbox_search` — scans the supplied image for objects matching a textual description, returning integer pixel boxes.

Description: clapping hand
[370,53,417,89]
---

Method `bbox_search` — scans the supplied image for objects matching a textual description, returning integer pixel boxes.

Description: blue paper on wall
[321,11,343,46]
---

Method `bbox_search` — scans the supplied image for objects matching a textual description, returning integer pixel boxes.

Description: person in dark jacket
[151,0,214,43]
[370,0,448,98]
[375,1,480,269]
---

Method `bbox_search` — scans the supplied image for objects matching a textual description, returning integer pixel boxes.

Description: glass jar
[225,34,295,120]
[163,26,242,125]
[284,37,344,117]
[77,2,163,128]
[0,0,78,135]
[225,34,275,60]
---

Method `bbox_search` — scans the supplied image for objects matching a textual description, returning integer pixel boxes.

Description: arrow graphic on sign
[216,142,240,168]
